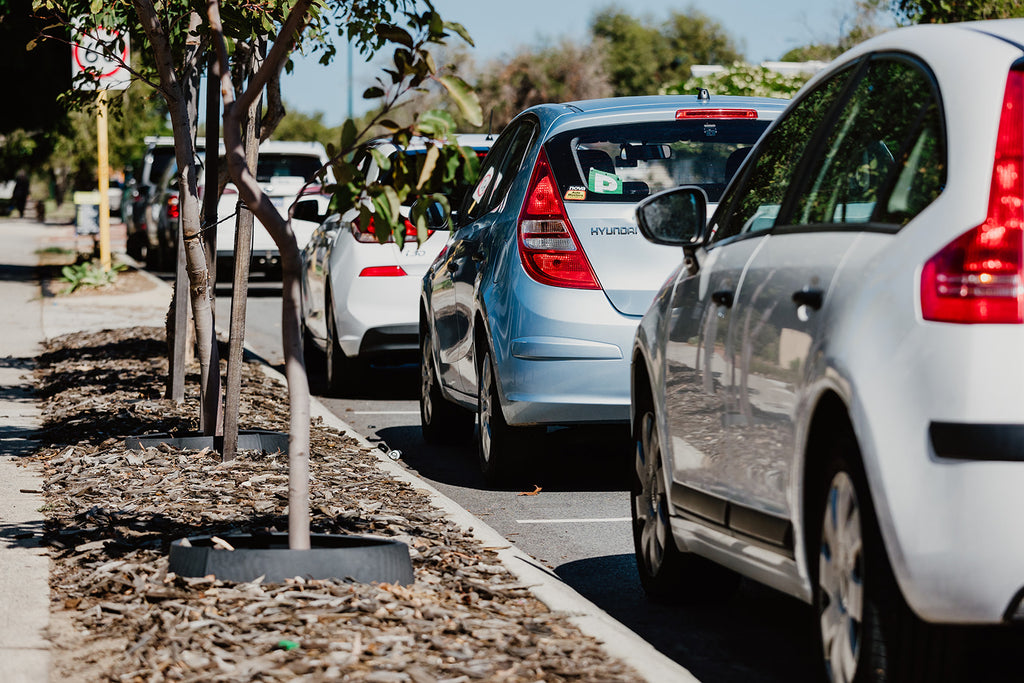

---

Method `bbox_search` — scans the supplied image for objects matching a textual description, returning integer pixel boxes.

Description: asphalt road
[202,277,825,683]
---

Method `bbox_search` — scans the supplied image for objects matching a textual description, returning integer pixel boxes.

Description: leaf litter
[28,326,639,682]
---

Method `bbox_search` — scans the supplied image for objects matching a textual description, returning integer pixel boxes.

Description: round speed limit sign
[71,26,130,91]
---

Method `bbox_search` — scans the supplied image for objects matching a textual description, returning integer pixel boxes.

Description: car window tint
[793,57,945,227]
[460,125,517,224]
[488,122,536,211]
[709,65,855,243]
[545,119,770,204]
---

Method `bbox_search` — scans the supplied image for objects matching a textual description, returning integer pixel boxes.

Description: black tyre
[302,317,327,396]
[631,406,740,603]
[811,436,958,683]
[477,349,532,484]
[420,324,473,444]
[126,231,147,262]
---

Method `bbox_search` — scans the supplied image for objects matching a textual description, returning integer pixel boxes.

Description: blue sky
[280,0,881,126]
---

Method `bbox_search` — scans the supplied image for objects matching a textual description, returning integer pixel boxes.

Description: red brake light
[351,217,432,244]
[167,194,179,220]
[359,265,407,277]
[517,150,600,290]
[921,70,1024,324]
[676,109,757,119]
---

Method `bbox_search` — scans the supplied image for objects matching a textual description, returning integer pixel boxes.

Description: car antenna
[486,109,494,141]
[697,88,710,101]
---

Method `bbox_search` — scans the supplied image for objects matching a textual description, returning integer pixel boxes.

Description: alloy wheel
[819,470,865,683]
[634,411,668,576]
[420,332,435,426]
[478,353,495,466]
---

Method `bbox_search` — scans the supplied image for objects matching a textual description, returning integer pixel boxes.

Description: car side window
[460,127,515,225]
[486,121,537,212]
[792,56,945,227]
[708,64,855,244]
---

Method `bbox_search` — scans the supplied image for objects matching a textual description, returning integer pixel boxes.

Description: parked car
[125,136,181,263]
[419,95,787,480]
[213,140,330,280]
[300,134,494,393]
[630,19,1024,683]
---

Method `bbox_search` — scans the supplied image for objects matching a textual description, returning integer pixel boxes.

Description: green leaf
[416,109,455,138]
[89,0,102,13]
[340,119,357,152]
[444,21,474,47]
[416,144,440,190]
[376,24,414,49]
[428,11,443,38]
[378,119,401,132]
[438,75,482,127]
[369,148,391,174]
[362,86,385,99]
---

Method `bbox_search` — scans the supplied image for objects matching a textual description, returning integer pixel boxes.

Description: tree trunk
[134,0,223,435]
[209,0,315,549]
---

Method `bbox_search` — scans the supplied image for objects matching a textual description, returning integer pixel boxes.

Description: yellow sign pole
[96,88,112,272]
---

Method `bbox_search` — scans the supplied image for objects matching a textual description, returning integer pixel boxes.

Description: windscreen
[545,119,771,203]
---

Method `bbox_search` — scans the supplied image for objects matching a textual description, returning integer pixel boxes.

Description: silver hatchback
[631,19,1024,683]
[419,94,787,481]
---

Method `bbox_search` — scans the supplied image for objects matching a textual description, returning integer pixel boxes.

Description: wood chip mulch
[27,326,639,682]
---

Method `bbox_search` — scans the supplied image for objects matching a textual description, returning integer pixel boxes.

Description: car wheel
[812,437,958,683]
[126,231,147,262]
[477,349,529,483]
[325,293,361,395]
[632,406,739,603]
[420,325,473,444]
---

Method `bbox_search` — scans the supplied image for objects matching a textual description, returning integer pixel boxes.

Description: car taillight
[167,194,179,220]
[359,265,407,277]
[517,150,600,290]
[351,217,432,244]
[676,109,757,119]
[921,69,1024,324]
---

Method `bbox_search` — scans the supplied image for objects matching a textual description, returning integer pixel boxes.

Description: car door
[302,215,341,345]
[430,118,538,395]
[663,62,858,527]
[726,55,947,526]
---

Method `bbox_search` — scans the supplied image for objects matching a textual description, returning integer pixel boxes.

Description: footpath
[0,216,697,682]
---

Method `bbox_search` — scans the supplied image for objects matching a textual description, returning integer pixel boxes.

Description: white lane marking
[516,517,631,524]
[351,411,420,415]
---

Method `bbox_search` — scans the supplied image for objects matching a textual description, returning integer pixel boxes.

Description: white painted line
[351,411,420,415]
[516,517,631,524]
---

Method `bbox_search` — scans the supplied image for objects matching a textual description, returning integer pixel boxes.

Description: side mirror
[292,198,325,224]
[635,186,707,246]
[410,197,450,232]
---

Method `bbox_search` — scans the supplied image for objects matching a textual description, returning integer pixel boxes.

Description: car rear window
[255,154,323,182]
[545,119,771,203]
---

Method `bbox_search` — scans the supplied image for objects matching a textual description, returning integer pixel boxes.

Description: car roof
[516,94,790,138]
[369,133,496,155]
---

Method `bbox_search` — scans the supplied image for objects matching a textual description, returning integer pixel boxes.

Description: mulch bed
[26,327,638,682]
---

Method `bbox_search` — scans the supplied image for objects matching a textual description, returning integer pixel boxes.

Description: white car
[214,140,331,279]
[631,19,1024,683]
[300,134,493,392]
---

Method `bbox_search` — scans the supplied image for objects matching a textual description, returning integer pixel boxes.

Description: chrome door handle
[792,288,823,310]
[711,290,734,308]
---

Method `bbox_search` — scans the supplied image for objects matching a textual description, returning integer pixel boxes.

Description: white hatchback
[631,19,1024,683]
[213,140,330,279]
[300,135,493,392]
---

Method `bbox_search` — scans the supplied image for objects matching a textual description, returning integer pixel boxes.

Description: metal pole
[96,89,112,272]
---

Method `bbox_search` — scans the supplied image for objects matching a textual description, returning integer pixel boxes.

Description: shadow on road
[559,553,821,683]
